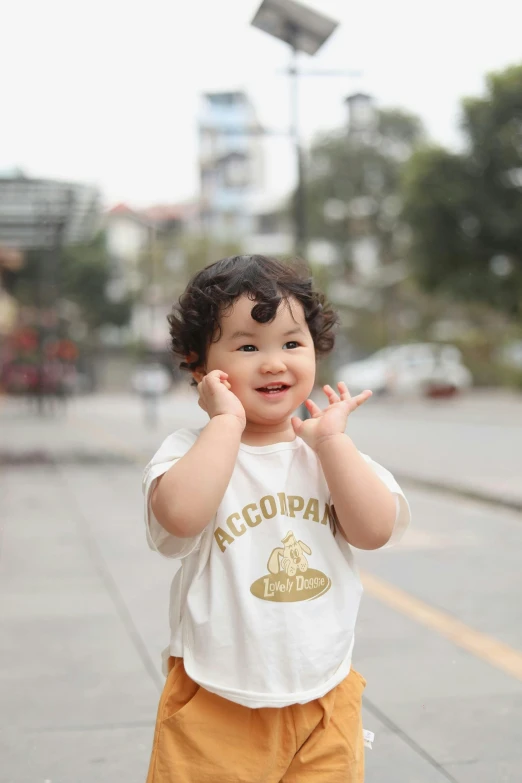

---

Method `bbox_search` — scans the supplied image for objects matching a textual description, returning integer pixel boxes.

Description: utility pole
[288,27,307,258]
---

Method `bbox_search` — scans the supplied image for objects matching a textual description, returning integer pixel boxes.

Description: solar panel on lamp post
[251,0,339,259]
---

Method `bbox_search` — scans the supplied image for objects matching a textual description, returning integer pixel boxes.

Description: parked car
[336,343,473,398]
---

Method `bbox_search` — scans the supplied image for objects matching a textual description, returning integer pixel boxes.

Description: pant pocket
[162,658,202,721]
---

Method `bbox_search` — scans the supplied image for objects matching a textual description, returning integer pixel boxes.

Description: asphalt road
[1,389,522,782]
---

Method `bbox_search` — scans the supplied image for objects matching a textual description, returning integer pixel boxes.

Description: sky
[2,0,522,209]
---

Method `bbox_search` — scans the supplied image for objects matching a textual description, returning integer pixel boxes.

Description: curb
[394,473,522,514]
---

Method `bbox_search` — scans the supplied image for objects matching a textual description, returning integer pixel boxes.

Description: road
[1,389,522,782]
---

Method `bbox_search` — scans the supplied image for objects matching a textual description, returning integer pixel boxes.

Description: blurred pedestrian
[132,358,171,427]
[142,255,411,782]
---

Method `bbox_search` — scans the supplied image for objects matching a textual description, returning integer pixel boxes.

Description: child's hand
[291,382,372,452]
[197,369,246,428]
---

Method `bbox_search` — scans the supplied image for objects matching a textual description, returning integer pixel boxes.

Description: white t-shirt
[143,428,410,709]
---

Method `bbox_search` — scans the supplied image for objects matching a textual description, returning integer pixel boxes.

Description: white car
[336,343,473,398]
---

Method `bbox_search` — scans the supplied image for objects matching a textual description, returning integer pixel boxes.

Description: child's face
[202,294,316,428]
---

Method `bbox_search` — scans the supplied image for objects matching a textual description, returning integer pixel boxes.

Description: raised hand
[291,382,372,452]
[197,369,246,427]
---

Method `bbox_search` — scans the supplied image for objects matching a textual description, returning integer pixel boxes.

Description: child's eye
[283,341,299,350]
[238,345,258,352]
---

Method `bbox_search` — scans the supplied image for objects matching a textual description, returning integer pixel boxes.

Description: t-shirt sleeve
[360,452,411,546]
[142,428,205,559]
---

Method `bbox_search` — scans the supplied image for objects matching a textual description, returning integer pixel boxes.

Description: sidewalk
[0,393,455,783]
[340,390,522,511]
[3,391,522,782]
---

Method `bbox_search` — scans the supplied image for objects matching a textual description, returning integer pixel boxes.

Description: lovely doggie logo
[250,531,331,603]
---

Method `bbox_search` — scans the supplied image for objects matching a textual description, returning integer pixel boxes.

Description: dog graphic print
[268,531,311,576]
[250,531,331,603]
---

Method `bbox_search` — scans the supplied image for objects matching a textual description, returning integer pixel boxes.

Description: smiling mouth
[256,384,290,394]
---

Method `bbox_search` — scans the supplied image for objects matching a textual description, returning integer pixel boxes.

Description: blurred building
[345,92,377,138]
[0,170,101,337]
[105,204,154,300]
[104,202,198,349]
[248,194,294,256]
[0,170,101,249]
[105,202,198,296]
[199,91,264,243]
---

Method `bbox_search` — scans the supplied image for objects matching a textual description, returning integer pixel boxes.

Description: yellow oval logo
[250,568,331,603]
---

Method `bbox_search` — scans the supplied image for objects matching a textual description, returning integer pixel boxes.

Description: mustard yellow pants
[146,657,366,783]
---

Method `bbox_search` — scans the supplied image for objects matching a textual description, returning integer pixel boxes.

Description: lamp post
[251,0,339,258]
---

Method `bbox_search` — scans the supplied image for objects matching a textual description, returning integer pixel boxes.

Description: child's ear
[191,367,205,384]
[186,352,205,384]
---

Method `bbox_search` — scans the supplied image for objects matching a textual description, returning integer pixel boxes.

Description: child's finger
[351,389,373,408]
[305,398,322,417]
[337,382,352,401]
[291,416,304,436]
[323,384,340,404]
[205,374,222,392]
[207,369,228,381]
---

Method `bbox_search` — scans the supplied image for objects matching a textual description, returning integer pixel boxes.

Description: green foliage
[402,63,522,316]
[302,108,424,269]
[9,232,133,331]
[375,108,425,148]
[61,234,133,328]
[177,233,244,282]
[402,147,477,294]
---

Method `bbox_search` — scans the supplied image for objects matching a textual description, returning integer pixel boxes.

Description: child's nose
[260,354,287,374]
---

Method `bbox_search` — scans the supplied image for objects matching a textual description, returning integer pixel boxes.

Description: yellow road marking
[362,570,522,682]
[69,415,522,683]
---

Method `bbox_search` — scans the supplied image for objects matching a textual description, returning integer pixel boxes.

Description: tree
[403,63,522,316]
[139,230,241,292]
[402,146,478,296]
[303,107,425,272]
[4,232,133,331]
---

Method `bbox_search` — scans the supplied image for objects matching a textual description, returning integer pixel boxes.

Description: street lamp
[251,0,339,257]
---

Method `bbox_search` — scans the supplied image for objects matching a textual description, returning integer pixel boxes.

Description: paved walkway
[339,390,522,509]
[2,389,522,782]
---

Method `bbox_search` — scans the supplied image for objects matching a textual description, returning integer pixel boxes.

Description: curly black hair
[168,254,338,383]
